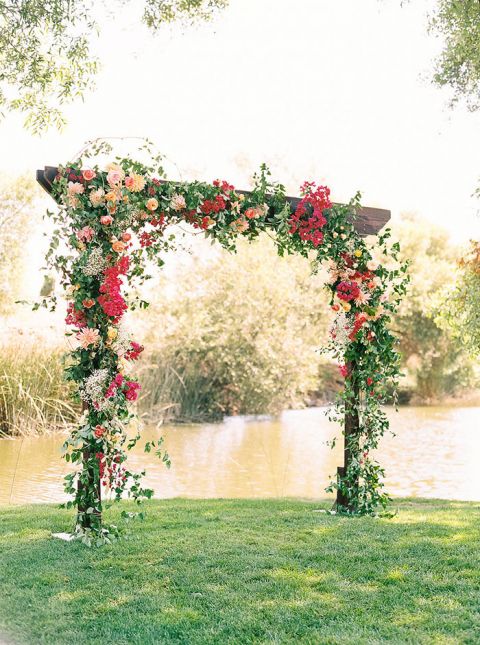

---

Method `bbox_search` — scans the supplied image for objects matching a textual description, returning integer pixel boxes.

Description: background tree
[0,0,229,133]
[392,213,478,401]
[437,241,480,356]
[139,236,330,421]
[0,174,38,313]
[427,0,480,110]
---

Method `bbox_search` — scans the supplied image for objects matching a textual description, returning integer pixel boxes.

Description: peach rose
[112,240,126,253]
[67,195,80,209]
[231,218,249,233]
[82,169,96,181]
[100,215,113,226]
[89,188,105,207]
[67,181,85,195]
[122,232,132,242]
[146,198,158,211]
[94,425,105,439]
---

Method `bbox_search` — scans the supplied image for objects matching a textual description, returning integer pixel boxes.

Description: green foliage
[0,174,38,313]
[140,237,328,421]
[143,0,229,29]
[393,214,477,401]
[0,0,229,132]
[429,0,480,110]
[0,344,78,436]
[437,240,480,356]
[0,499,479,644]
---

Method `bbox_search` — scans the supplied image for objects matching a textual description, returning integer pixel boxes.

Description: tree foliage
[0,0,228,133]
[0,174,37,312]
[438,240,480,356]
[142,237,329,420]
[393,213,477,400]
[428,0,480,110]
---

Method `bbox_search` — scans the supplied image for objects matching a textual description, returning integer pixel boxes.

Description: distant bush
[139,237,330,421]
[393,214,479,402]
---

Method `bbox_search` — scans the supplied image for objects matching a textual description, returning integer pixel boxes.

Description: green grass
[0,499,479,644]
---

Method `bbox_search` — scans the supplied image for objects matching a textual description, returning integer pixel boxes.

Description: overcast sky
[1,0,480,242]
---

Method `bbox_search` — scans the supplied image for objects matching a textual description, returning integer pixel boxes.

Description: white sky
[1,0,480,242]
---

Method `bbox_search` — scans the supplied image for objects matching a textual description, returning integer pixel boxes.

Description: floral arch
[36,147,408,545]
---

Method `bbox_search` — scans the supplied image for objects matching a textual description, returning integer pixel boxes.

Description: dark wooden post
[336,362,360,511]
[76,449,102,530]
[75,407,102,531]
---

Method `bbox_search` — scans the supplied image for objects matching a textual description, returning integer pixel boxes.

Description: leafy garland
[43,146,408,545]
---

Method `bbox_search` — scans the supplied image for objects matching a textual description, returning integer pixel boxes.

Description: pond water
[1,406,479,505]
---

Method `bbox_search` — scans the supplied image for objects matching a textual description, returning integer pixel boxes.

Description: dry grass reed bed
[0,345,78,437]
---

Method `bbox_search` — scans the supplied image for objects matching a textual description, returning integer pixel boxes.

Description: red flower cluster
[200,194,226,215]
[125,341,144,361]
[65,302,87,328]
[338,364,349,378]
[125,381,141,401]
[95,452,105,478]
[103,453,127,488]
[336,281,360,302]
[348,312,368,341]
[183,210,212,231]
[150,214,165,228]
[105,373,125,399]
[104,373,141,402]
[139,232,153,247]
[98,257,130,323]
[289,182,331,247]
[213,179,235,194]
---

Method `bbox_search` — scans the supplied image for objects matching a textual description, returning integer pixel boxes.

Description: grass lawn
[0,498,479,644]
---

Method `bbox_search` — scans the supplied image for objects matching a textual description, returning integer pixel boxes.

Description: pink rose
[107,170,123,186]
[100,215,113,226]
[76,226,95,242]
[82,169,96,181]
[125,176,134,189]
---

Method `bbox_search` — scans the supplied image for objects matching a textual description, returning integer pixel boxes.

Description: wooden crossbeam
[36,166,390,236]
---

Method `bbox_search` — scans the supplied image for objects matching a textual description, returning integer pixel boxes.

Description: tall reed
[0,344,78,437]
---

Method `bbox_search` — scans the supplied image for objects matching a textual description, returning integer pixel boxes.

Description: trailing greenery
[0,498,479,644]
[0,344,78,437]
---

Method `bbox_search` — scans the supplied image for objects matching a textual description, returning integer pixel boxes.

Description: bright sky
[1,0,480,242]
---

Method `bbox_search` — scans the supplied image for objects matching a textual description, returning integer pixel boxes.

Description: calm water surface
[1,406,479,505]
